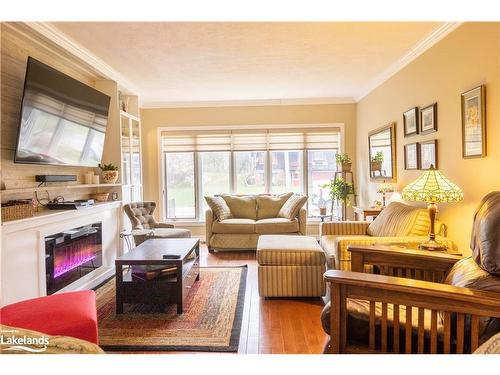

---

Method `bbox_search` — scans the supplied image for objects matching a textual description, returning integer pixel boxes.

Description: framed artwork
[404,143,420,170]
[420,139,438,170]
[420,103,437,134]
[368,122,397,182]
[403,107,419,137]
[462,85,486,158]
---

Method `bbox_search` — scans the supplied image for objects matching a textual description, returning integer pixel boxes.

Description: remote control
[163,254,181,259]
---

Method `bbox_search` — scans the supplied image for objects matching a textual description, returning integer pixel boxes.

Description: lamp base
[419,239,448,252]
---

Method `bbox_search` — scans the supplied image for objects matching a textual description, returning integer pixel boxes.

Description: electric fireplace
[45,222,102,294]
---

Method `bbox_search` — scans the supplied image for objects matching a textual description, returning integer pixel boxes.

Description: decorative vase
[84,172,94,184]
[102,170,119,184]
[339,162,352,172]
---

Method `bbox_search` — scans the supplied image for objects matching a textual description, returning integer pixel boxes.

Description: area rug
[95,266,247,352]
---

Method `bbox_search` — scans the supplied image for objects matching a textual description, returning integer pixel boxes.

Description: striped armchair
[320,201,453,270]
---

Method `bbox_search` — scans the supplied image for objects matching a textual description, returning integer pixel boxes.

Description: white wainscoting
[1,201,122,306]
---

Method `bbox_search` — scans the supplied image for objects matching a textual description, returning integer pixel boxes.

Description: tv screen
[14,57,111,167]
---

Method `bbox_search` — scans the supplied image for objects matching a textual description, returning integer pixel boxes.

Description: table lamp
[376,181,394,207]
[401,165,463,251]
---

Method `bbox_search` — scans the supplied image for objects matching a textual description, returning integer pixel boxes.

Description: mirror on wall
[368,122,396,181]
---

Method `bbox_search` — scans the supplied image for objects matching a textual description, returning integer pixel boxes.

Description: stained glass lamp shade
[376,181,394,207]
[402,165,463,250]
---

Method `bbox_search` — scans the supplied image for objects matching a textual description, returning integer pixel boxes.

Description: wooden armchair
[321,192,500,354]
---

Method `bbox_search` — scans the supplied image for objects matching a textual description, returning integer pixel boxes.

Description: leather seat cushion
[321,299,444,346]
[470,192,500,276]
[255,218,299,234]
[257,235,325,266]
[445,256,500,293]
[212,218,256,234]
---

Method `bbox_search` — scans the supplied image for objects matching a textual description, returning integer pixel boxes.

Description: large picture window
[165,152,196,219]
[161,127,341,220]
[199,151,231,214]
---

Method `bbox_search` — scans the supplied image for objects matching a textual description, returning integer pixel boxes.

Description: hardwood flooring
[117,244,328,354]
[198,244,327,354]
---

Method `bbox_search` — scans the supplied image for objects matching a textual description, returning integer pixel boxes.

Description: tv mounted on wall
[14,57,111,167]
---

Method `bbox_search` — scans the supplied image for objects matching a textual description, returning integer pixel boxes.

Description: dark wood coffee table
[115,238,200,314]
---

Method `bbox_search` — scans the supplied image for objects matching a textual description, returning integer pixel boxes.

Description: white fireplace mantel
[1,201,123,306]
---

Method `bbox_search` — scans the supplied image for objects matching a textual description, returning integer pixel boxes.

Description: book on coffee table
[131,264,177,281]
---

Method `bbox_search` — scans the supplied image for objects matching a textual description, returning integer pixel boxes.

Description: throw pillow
[366,201,425,237]
[205,196,233,221]
[278,194,308,220]
[220,194,257,220]
[256,192,293,219]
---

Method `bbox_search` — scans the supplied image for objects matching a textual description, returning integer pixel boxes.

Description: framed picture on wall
[420,103,437,134]
[403,107,419,137]
[404,143,420,170]
[420,139,438,169]
[462,85,486,158]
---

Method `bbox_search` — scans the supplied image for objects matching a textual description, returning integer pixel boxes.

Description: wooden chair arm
[324,270,500,316]
[324,270,500,354]
[348,244,461,275]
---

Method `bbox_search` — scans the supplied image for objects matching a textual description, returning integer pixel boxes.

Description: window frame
[158,124,344,222]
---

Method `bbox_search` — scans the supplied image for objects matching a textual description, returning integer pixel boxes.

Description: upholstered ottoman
[257,235,326,297]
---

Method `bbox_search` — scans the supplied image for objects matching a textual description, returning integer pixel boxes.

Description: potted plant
[371,152,384,172]
[336,153,352,172]
[99,163,119,184]
[322,177,355,220]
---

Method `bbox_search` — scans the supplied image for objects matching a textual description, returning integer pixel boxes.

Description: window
[271,150,303,194]
[234,151,266,194]
[307,150,337,216]
[161,127,341,221]
[165,152,196,219]
[199,152,231,214]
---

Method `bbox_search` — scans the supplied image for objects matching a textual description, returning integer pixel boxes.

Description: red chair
[0,290,99,344]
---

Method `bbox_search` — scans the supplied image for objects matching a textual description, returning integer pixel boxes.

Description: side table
[353,206,383,221]
[347,244,462,283]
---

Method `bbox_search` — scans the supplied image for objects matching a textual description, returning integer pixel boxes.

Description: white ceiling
[50,22,446,106]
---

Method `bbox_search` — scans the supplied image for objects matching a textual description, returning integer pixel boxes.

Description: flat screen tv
[14,57,111,167]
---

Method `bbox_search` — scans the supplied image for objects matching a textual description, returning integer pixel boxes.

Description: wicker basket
[91,192,109,202]
[1,200,34,222]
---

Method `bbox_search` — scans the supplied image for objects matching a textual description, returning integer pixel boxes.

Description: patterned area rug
[95,266,247,352]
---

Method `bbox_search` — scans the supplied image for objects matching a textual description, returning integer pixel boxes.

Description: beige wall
[356,23,500,254]
[140,103,357,220]
[0,23,125,204]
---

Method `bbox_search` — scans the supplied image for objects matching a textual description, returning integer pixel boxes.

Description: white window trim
[157,123,345,222]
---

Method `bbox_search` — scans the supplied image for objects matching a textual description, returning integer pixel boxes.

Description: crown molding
[24,22,140,94]
[354,22,463,102]
[141,96,356,109]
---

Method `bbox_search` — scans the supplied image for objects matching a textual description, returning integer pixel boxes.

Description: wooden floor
[122,244,328,354]
[197,244,328,354]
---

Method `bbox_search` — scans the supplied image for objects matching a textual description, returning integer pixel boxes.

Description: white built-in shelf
[0,183,122,197]
[120,110,140,121]
[1,201,122,228]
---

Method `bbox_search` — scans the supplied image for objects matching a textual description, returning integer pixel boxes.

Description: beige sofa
[205,194,307,252]
[320,201,455,271]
